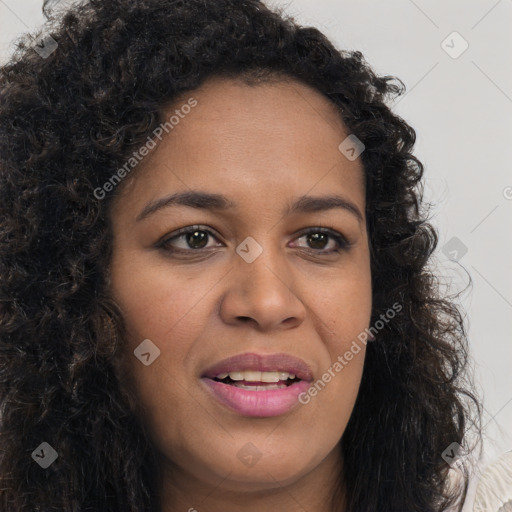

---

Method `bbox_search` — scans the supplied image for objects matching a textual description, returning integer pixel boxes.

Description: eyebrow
[136,190,364,223]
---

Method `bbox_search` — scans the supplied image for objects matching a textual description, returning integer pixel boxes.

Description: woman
[0,0,482,510]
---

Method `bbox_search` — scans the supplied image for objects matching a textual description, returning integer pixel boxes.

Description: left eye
[159,226,347,254]
[292,229,347,253]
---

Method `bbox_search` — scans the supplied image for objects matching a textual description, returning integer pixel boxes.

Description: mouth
[200,352,313,417]
[210,370,301,390]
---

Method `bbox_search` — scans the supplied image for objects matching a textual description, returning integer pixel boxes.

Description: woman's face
[108,76,372,496]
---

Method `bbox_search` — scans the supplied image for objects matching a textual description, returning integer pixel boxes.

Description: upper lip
[201,352,314,382]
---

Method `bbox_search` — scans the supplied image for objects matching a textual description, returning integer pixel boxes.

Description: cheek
[108,254,219,421]
[109,253,216,346]
[314,262,372,344]
[109,263,206,448]
[309,264,371,409]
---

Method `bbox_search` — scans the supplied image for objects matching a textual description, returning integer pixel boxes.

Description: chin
[196,446,320,492]
[213,461,312,492]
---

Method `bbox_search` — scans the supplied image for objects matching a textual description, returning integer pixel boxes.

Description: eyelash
[157,224,350,256]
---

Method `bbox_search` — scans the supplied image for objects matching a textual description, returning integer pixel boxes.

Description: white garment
[473,451,512,512]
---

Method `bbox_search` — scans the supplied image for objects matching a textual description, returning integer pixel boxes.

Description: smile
[200,352,313,417]
[201,377,311,417]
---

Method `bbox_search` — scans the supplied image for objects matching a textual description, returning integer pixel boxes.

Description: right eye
[158,225,224,253]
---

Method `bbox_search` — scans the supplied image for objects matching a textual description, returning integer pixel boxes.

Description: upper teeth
[215,370,296,382]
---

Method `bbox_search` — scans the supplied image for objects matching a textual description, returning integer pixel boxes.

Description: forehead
[169,75,347,143]
[112,76,365,218]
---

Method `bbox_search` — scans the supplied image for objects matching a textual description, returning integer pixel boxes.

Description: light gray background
[1,0,511,509]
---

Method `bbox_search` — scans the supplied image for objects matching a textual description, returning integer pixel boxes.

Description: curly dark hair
[0,0,482,510]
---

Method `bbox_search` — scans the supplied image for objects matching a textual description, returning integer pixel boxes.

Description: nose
[219,241,306,331]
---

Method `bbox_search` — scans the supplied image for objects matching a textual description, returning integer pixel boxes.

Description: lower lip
[201,378,310,417]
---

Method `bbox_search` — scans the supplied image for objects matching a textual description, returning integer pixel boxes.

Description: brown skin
[108,76,372,512]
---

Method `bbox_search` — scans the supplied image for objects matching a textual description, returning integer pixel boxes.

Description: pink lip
[201,378,311,417]
[200,352,314,417]
[200,352,313,381]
